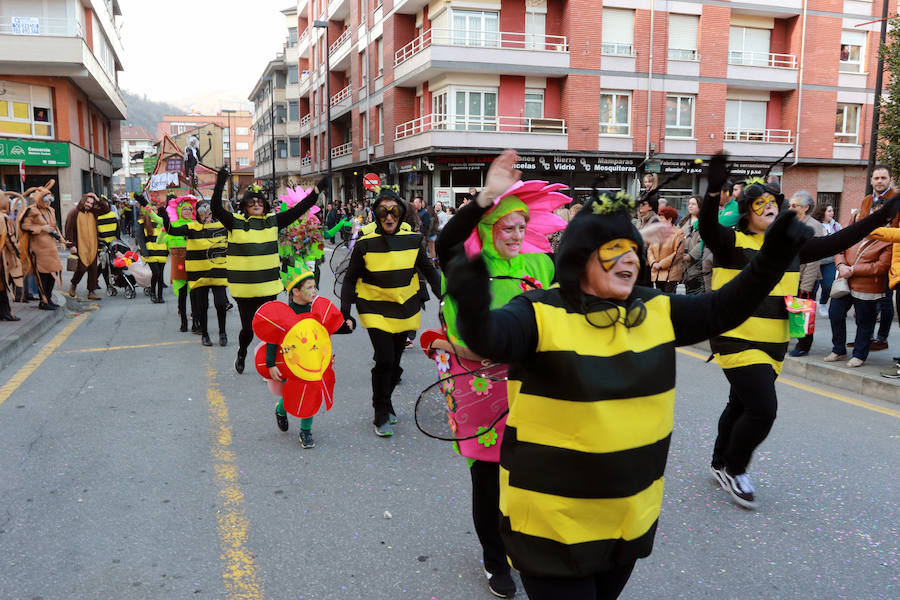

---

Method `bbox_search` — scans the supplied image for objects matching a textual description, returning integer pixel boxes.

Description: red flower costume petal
[254,342,287,381]
[322,365,336,411]
[282,378,324,418]
[312,297,346,334]
[252,301,300,344]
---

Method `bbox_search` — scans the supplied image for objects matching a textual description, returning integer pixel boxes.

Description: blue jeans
[829,295,879,360]
[876,285,895,341]
[813,262,836,304]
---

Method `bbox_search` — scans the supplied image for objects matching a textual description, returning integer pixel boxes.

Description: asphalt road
[0,259,897,600]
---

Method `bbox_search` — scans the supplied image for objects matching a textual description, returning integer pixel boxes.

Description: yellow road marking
[206,350,263,599]
[676,347,900,419]
[61,340,194,354]
[0,314,87,408]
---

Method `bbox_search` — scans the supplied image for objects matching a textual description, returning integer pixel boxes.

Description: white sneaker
[846,357,865,368]
[823,352,846,362]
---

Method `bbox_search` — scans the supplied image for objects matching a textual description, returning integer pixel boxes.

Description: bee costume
[443,179,813,599]
[699,154,900,509]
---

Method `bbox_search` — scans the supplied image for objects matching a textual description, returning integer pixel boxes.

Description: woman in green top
[164,197,197,332]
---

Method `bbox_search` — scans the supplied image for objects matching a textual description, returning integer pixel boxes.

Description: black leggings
[236,296,275,356]
[469,460,508,576]
[712,363,778,475]
[148,262,164,299]
[36,272,56,303]
[366,328,407,426]
[520,562,636,600]
[194,286,229,335]
[177,284,193,323]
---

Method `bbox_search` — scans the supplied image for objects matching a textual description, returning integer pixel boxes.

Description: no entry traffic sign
[363,172,380,191]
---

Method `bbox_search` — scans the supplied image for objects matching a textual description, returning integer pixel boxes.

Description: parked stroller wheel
[143,287,151,296]
[107,287,117,296]
[125,288,136,299]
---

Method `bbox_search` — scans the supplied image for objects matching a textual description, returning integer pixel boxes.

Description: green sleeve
[266,343,278,368]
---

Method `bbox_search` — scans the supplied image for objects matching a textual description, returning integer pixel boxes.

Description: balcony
[298,70,312,95]
[329,27,352,70]
[330,84,352,115]
[300,114,311,133]
[394,114,567,154]
[393,28,569,84]
[727,51,798,89]
[723,128,794,157]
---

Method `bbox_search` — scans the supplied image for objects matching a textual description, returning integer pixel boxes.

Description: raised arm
[698,153,737,257]
[798,197,900,262]
[210,169,234,230]
[158,208,190,237]
[670,210,814,346]
[435,200,489,267]
[275,177,328,229]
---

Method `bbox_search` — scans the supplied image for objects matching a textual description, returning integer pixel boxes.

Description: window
[376,105,383,143]
[601,9,634,56]
[360,111,368,146]
[289,137,301,157]
[236,126,249,135]
[288,65,298,84]
[599,92,630,135]
[525,11,546,50]
[433,91,448,127]
[288,100,299,121]
[360,49,368,87]
[0,81,53,138]
[525,89,544,119]
[840,30,866,73]
[376,38,383,75]
[237,157,250,166]
[276,139,288,159]
[835,103,861,144]
[665,96,694,137]
[668,14,699,61]
[724,100,767,139]
[817,191,841,216]
[729,26,771,67]
[452,10,500,47]
[288,27,298,47]
[454,89,497,131]
[236,142,249,151]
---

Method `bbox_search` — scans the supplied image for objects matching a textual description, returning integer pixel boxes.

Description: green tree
[878,17,900,175]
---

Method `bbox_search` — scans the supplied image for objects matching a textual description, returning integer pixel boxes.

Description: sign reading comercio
[0,139,70,167]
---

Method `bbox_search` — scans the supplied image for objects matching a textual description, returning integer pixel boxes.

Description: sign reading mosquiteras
[0,139,70,166]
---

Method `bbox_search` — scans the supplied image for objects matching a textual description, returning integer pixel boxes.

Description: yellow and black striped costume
[710,231,799,373]
[180,222,228,290]
[226,214,283,298]
[353,229,425,333]
[500,287,675,577]
[144,225,168,264]
[96,210,118,244]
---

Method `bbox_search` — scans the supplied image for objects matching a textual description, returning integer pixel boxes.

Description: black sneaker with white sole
[720,469,758,510]
[709,464,728,488]
[484,569,516,598]
[275,412,289,432]
[298,429,315,448]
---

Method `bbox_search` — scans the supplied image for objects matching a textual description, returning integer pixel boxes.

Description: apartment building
[157,111,255,172]
[115,124,155,194]
[252,0,892,220]
[0,0,126,219]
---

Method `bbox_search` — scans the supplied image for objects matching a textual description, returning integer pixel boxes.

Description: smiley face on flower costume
[281,317,332,380]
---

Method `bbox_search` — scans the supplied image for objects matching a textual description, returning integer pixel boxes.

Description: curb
[0,298,64,369]
[689,342,899,406]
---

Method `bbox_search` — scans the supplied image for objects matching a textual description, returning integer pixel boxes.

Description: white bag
[129,258,152,287]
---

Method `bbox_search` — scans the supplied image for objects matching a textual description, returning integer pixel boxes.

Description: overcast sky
[117,0,290,113]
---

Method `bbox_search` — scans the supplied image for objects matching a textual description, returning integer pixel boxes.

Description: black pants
[712,364,778,475]
[653,281,677,293]
[70,257,99,292]
[148,262,164,299]
[176,284,194,326]
[469,460,508,576]
[520,562,636,600]
[236,296,275,356]
[36,272,56,303]
[876,286,896,341]
[367,328,407,426]
[194,286,229,335]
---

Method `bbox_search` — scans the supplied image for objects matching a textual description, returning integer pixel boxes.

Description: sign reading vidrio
[0,139,70,167]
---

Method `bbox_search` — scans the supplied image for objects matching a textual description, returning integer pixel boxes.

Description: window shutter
[841,30,866,46]
[602,9,634,45]
[668,15,698,51]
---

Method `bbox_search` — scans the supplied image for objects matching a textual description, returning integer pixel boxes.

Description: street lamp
[222,108,237,201]
[263,75,276,201]
[313,20,332,205]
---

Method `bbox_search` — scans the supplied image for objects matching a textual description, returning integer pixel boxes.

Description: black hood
[371,188,407,235]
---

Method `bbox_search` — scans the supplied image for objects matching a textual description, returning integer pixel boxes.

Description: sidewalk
[692,306,900,405]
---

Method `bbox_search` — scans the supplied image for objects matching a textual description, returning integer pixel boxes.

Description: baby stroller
[99,239,138,299]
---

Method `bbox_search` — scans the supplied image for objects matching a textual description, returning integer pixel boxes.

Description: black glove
[215,167,230,189]
[444,246,490,315]
[878,193,900,223]
[315,176,330,195]
[759,210,814,267]
[705,153,729,197]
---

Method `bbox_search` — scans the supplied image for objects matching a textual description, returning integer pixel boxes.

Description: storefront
[0,138,70,226]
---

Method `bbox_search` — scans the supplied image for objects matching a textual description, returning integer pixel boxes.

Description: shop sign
[518,155,639,173]
[435,155,494,170]
[726,162,772,177]
[0,138,69,166]
[660,159,706,175]
[395,158,421,173]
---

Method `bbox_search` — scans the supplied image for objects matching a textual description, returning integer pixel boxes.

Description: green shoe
[880,364,900,379]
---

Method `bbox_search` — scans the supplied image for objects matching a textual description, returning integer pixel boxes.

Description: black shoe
[276,412,289,432]
[298,429,315,448]
[0,312,21,321]
[37,302,57,311]
[718,468,758,510]
[219,332,228,347]
[788,347,809,357]
[201,333,213,346]
[235,350,246,374]
[191,321,200,334]
[485,569,516,598]
[180,320,188,332]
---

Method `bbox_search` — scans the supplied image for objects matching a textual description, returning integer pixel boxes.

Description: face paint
[751,194,778,216]
[597,238,639,272]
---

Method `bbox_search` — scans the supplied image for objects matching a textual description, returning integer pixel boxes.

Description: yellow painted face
[597,238,639,272]
[751,193,778,216]
[282,318,332,382]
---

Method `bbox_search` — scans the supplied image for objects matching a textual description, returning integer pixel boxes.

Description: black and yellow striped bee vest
[184,222,228,289]
[354,229,424,333]
[96,210,117,243]
[710,231,799,373]
[499,287,676,577]
[226,213,283,298]
[144,225,168,264]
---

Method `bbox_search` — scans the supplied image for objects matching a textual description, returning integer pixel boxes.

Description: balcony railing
[301,155,312,167]
[330,84,352,106]
[395,114,566,140]
[724,128,793,143]
[329,28,351,55]
[0,16,83,37]
[331,142,352,158]
[601,43,634,57]
[728,51,797,69]
[299,114,311,130]
[394,28,569,67]
[299,28,309,46]
[668,48,699,61]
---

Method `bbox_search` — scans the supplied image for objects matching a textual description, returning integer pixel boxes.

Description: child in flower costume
[253,264,352,448]
[426,150,569,599]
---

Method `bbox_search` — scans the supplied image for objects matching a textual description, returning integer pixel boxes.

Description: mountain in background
[121,90,186,139]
